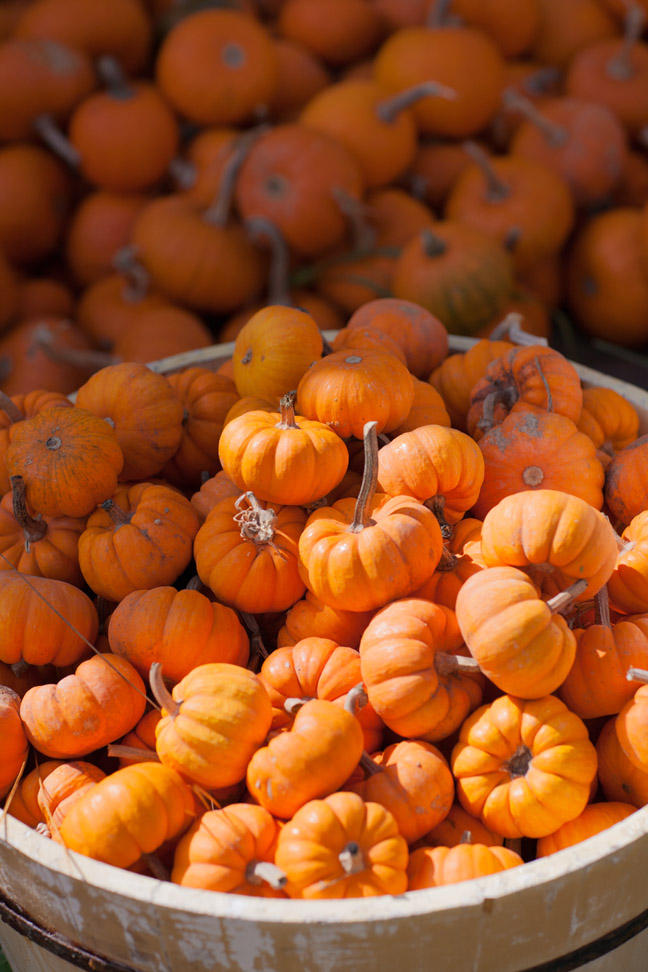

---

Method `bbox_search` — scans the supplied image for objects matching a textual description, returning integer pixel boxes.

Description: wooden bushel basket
[1,337,648,972]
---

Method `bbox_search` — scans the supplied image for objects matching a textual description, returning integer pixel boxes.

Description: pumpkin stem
[276,391,300,430]
[34,329,118,371]
[338,840,365,875]
[245,216,292,307]
[32,113,81,169]
[436,544,459,572]
[10,475,48,547]
[547,579,588,614]
[283,696,310,715]
[101,498,133,529]
[359,751,383,777]
[96,54,133,99]
[0,390,24,425]
[459,830,473,845]
[245,860,287,890]
[344,682,368,717]
[420,226,447,258]
[462,141,511,202]
[606,4,645,81]
[424,494,454,540]
[349,421,379,534]
[240,610,269,670]
[332,187,378,252]
[112,244,152,302]
[503,744,532,778]
[594,586,611,628]
[376,80,457,125]
[435,653,481,677]
[489,311,548,347]
[10,659,30,679]
[426,0,456,27]
[534,354,553,413]
[142,852,170,882]
[233,492,280,547]
[476,385,518,434]
[501,88,567,147]
[504,837,523,856]
[149,662,181,718]
[168,155,197,190]
[626,667,648,684]
[204,124,268,227]
[106,744,160,763]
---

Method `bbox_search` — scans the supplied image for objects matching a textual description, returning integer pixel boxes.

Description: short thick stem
[376,81,457,125]
[547,580,588,614]
[149,662,181,717]
[426,0,454,27]
[112,244,151,302]
[276,391,299,430]
[11,475,48,546]
[349,421,379,533]
[101,498,132,528]
[11,659,30,679]
[420,227,447,258]
[424,494,454,540]
[462,141,510,202]
[359,751,383,777]
[501,89,567,147]
[332,187,377,252]
[245,860,287,890]
[503,744,532,778]
[476,385,518,434]
[344,682,368,717]
[627,667,648,684]
[435,653,481,677]
[0,391,24,425]
[96,54,133,99]
[338,840,365,876]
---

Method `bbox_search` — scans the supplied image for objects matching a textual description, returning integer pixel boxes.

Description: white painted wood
[0,920,79,972]
[4,340,648,972]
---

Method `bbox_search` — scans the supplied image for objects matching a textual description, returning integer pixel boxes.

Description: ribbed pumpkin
[218,392,349,507]
[608,511,648,614]
[451,693,598,838]
[107,586,249,682]
[605,434,648,526]
[407,841,523,889]
[536,802,637,857]
[391,222,514,337]
[6,405,123,518]
[0,685,28,799]
[78,483,199,602]
[152,662,273,790]
[359,597,483,741]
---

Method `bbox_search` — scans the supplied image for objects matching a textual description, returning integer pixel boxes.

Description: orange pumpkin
[536,802,636,857]
[608,511,648,615]
[451,693,598,838]
[407,841,522,889]
[0,685,28,799]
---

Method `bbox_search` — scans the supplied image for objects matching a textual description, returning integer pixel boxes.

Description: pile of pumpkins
[2,295,648,899]
[1,0,648,402]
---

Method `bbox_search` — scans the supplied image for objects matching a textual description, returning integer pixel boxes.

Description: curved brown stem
[503,744,532,778]
[284,696,310,715]
[11,659,30,679]
[32,113,81,168]
[547,580,588,614]
[34,330,118,371]
[349,421,378,534]
[204,124,269,227]
[245,860,287,889]
[332,187,377,252]
[168,156,197,190]
[476,385,518,433]
[376,81,457,124]
[594,586,611,628]
[245,215,291,306]
[96,54,133,99]
[424,494,454,540]
[535,354,553,412]
[426,0,454,27]
[434,653,481,677]
[606,4,645,81]
[436,544,459,572]
[359,751,382,776]
[11,475,47,546]
[462,141,510,202]
[0,391,24,425]
[240,610,269,671]
[420,227,447,258]
[501,89,567,147]
[101,498,132,528]
[149,662,180,717]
